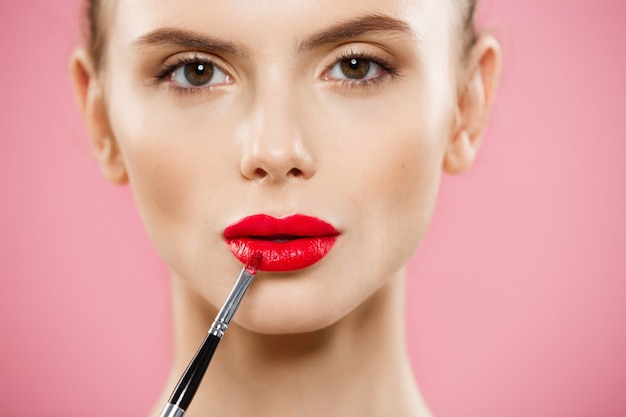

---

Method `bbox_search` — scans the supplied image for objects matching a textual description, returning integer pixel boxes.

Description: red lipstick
[223,214,339,272]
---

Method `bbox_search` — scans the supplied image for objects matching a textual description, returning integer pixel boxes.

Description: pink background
[1,1,625,416]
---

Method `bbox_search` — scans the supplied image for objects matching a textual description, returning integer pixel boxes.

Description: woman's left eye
[325,57,386,82]
[169,61,229,88]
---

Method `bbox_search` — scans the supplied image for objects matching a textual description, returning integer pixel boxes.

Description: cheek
[125,139,199,232]
[105,86,237,266]
[355,128,444,259]
[323,90,452,271]
[380,135,443,256]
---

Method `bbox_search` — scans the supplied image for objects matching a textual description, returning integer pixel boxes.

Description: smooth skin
[71,0,500,415]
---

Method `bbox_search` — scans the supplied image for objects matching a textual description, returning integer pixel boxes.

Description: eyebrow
[297,14,415,53]
[131,14,414,56]
[132,28,247,57]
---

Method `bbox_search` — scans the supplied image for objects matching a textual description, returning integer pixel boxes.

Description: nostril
[250,167,304,180]
[254,168,268,178]
[288,167,303,177]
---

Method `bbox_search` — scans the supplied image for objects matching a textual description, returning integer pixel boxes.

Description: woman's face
[98,0,463,333]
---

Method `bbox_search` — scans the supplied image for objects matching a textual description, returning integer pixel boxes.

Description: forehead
[108,0,454,50]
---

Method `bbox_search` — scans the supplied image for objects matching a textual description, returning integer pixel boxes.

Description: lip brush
[159,255,262,417]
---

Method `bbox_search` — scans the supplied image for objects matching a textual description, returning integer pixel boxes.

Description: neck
[151,269,432,417]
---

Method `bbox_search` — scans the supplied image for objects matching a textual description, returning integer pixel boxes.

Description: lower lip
[226,236,337,272]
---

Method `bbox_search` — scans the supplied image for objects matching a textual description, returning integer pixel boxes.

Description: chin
[227,277,359,335]
[234,308,342,335]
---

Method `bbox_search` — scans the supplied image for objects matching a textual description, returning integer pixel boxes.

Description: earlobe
[444,33,502,174]
[69,47,128,184]
[444,128,477,174]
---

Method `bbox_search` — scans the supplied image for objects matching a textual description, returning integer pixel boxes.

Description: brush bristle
[245,253,263,273]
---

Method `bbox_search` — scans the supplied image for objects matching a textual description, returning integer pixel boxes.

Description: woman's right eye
[168,61,230,89]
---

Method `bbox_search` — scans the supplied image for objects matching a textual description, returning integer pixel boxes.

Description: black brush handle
[159,264,259,417]
[165,333,221,413]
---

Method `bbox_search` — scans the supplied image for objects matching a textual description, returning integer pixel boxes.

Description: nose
[239,87,316,183]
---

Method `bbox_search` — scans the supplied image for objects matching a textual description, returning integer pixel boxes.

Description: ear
[444,33,502,174]
[69,47,128,184]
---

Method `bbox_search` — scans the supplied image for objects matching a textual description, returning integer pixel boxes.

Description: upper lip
[223,214,339,239]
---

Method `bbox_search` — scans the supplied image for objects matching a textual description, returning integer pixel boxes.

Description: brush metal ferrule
[208,321,228,339]
[159,403,185,417]
[208,267,257,339]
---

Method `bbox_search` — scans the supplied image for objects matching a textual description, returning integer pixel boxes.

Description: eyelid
[154,51,234,91]
[325,59,384,82]
[320,47,399,87]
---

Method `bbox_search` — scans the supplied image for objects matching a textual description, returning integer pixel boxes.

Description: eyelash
[324,50,400,89]
[154,53,228,94]
[154,50,400,94]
